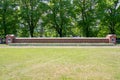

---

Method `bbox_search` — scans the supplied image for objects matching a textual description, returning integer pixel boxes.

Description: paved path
[0,45,120,48]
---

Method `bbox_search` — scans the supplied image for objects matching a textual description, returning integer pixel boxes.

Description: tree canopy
[0,0,120,38]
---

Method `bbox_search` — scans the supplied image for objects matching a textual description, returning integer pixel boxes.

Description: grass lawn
[0,48,120,80]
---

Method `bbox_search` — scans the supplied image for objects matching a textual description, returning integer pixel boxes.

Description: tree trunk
[58,28,63,37]
[29,25,34,37]
[2,7,7,38]
[40,26,44,37]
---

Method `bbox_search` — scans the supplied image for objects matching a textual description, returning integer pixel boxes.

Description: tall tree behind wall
[73,0,99,37]
[19,0,42,37]
[0,0,19,38]
[45,0,74,37]
[98,0,120,35]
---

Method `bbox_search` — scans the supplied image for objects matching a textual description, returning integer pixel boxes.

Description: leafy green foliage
[0,0,120,37]
[98,0,120,34]
[43,0,74,37]
[0,0,19,38]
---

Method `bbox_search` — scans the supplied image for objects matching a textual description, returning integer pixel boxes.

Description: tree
[45,0,74,37]
[98,0,120,34]
[73,0,99,37]
[19,0,43,37]
[0,0,19,38]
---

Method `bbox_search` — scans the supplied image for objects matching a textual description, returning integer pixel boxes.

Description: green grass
[0,48,120,80]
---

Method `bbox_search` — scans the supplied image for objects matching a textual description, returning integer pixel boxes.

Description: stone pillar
[106,34,116,44]
[6,34,15,44]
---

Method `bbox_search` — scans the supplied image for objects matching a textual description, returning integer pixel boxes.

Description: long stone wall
[6,34,116,44]
[14,38,109,43]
